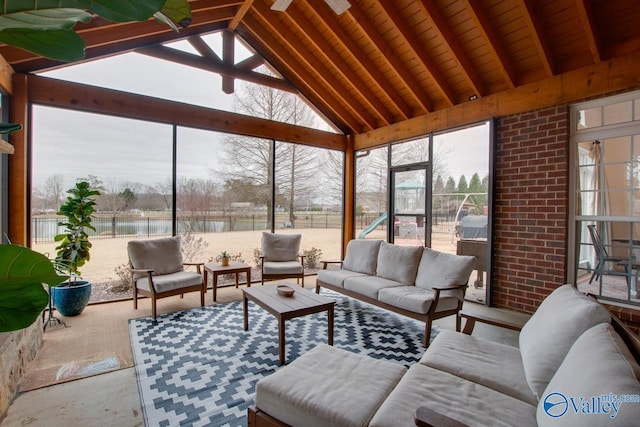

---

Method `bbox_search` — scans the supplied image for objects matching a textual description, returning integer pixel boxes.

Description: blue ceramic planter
[51,280,92,316]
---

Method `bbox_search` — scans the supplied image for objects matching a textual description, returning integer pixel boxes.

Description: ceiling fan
[271,0,351,15]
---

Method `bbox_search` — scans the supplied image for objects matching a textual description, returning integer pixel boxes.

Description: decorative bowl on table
[277,285,295,297]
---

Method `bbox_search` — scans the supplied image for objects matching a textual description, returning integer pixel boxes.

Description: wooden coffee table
[204,261,252,302]
[242,284,335,365]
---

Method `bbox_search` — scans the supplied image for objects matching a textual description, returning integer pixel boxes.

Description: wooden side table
[204,261,252,302]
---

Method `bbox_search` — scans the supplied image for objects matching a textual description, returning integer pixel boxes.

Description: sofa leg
[456,313,461,332]
[424,318,433,347]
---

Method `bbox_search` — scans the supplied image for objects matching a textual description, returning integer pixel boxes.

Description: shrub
[303,247,323,269]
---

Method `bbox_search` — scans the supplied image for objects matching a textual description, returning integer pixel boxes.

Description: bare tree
[216,77,321,227]
[43,174,65,211]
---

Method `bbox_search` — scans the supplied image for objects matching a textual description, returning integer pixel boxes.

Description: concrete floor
[0,279,528,427]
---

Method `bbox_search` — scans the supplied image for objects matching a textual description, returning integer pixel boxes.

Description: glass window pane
[391,137,428,166]
[604,100,633,125]
[31,106,173,302]
[355,147,388,240]
[576,107,601,130]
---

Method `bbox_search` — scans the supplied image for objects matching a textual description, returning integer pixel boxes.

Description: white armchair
[260,232,305,286]
[127,236,205,319]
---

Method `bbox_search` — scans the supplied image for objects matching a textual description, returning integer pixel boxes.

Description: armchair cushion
[537,323,640,426]
[262,261,303,275]
[135,270,203,293]
[128,236,184,279]
[519,284,611,400]
[342,239,383,275]
[414,248,475,290]
[261,233,301,262]
[376,241,423,285]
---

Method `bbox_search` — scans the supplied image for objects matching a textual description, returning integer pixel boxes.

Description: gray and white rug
[129,289,436,427]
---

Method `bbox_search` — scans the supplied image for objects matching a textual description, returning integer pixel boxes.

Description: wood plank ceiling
[1,0,639,137]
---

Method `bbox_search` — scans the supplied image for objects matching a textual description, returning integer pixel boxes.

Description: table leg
[203,270,208,294]
[328,307,334,346]
[243,296,249,331]
[278,316,285,365]
[213,273,218,302]
[235,272,239,288]
[247,269,251,288]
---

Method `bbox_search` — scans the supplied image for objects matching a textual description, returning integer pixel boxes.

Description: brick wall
[492,105,570,313]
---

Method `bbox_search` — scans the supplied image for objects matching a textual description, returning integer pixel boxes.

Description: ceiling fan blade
[325,0,351,15]
[271,0,294,12]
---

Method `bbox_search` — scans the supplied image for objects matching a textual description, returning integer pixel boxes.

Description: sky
[31,33,490,192]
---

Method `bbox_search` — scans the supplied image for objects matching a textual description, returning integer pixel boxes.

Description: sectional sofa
[248,285,640,427]
[315,239,477,345]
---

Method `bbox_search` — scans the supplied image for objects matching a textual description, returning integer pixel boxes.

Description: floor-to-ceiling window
[354,121,492,302]
[571,90,640,304]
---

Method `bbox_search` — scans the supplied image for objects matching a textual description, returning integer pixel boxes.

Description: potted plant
[218,250,231,266]
[50,181,100,316]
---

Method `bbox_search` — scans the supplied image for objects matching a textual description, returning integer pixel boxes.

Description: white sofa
[316,239,477,345]
[248,285,640,427]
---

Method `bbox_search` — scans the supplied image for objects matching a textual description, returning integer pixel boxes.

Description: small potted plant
[50,181,100,316]
[219,250,230,266]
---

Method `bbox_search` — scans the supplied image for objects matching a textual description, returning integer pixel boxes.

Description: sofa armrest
[415,406,469,427]
[431,284,467,292]
[321,260,343,269]
[131,268,153,274]
[458,311,524,335]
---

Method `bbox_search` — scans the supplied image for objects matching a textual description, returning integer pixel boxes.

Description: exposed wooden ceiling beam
[236,54,264,71]
[418,0,485,97]
[464,0,517,89]
[26,74,347,150]
[516,0,554,77]
[240,14,359,133]
[252,2,377,131]
[4,7,236,73]
[281,3,394,126]
[346,2,433,114]
[229,0,254,30]
[378,1,456,106]
[355,50,640,149]
[222,29,235,93]
[310,2,412,121]
[574,0,601,63]
[235,26,349,134]
[137,44,295,93]
[187,35,220,59]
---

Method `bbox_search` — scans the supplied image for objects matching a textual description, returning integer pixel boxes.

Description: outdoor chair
[260,232,305,286]
[127,236,205,319]
[587,224,625,284]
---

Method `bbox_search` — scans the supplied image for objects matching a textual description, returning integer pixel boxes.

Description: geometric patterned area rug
[129,289,438,427]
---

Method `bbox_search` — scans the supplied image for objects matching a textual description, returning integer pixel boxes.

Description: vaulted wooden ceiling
[1,0,639,137]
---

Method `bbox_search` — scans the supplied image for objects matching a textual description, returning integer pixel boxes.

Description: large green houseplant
[0,245,68,332]
[50,180,100,316]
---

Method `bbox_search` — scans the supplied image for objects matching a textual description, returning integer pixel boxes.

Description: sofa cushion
[420,329,537,405]
[537,323,640,426]
[369,364,537,427]
[127,236,184,279]
[376,242,423,285]
[342,239,383,275]
[378,286,459,315]
[255,344,406,427]
[317,269,367,288]
[344,275,406,299]
[519,284,611,401]
[261,232,301,261]
[414,247,475,290]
